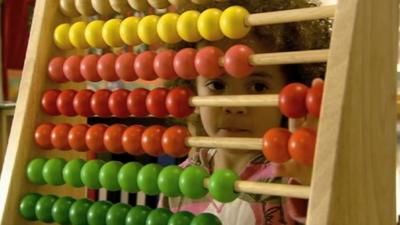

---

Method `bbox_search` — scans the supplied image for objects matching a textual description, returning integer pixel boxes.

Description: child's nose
[223,106,247,115]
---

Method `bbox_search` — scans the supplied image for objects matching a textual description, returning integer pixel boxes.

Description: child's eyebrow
[251,72,272,78]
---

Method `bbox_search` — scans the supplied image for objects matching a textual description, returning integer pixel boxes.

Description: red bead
[166,87,194,118]
[141,125,166,156]
[48,57,68,83]
[262,128,292,163]
[41,89,61,115]
[35,123,55,149]
[85,124,107,152]
[104,124,126,154]
[68,124,89,151]
[57,89,77,116]
[134,51,158,81]
[91,89,112,117]
[162,125,191,157]
[288,128,316,166]
[306,82,323,118]
[97,53,119,81]
[81,54,102,82]
[115,52,138,81]
[108,89,130,117]
[122,125,145,155]
[195,46,224,78]
[63,55,85,82]
[279,83,309,119]
[127,88,150,117]
[51,123,72,150]
[146,88,169,117]
[174,48,198,80]
[224,44,254,78]
[154,50,178,80]
[73,89,94,117]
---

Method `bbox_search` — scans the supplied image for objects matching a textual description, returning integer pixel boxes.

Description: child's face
[196,36,286,138]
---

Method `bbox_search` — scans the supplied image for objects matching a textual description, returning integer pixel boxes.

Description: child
[160,0,331,224]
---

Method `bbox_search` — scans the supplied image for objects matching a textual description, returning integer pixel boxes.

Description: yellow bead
[192,0,212,4]
[91,0,114,16]
[157,13,181,44]
[168,0,190,7]
[85,20,108,48]
[69,21,90,49]
[138,15,161,45]
[177,10,201,43]
[148,0,169,9]
[220,6,251,39]
[198,8,224,41]
[54,23,73,50]
[102,19,124,48]
[120,17,141,46]
[127,0,148,11]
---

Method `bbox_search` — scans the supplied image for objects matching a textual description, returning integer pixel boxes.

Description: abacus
[0,0,397,224]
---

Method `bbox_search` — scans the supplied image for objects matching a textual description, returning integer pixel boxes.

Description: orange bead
[146,88,169,117]
[35,123,55,149]
[174,48,198,80]
[262,128,291,163]
[166,87,194,118]
[68,124,89,151]
[51,123,72,150]
[48,57,68,83]
[73,89,94,117]
[127,88,150,117]
[41,89,61,115]
[57,89,77,116]
[141,125,166,156]
[195,46,224,78]
[97,53,119,81]
[134,51,158,81]
[85,124,107,152]
[162,125,190,157]
[279,83,309,119]
[104,124,127,154]
[108,89,130,117]
[224,44,254,78]
[91,89,112,117]
[81,54,102,82]
[115,52,138,81]
[306,82,323,118]
[122,125,146,155]
[63,55,85,82]
[153,50,177,80]
[288,128,316,166]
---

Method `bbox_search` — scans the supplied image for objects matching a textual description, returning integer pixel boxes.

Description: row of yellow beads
[54,6,250,49]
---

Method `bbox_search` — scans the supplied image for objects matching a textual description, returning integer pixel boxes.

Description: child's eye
[248,81,269,94]
[205,80,225,91]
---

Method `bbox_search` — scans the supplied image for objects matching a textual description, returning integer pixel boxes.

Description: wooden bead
[127,0,148,11]
[109,0,132,14]
[75,0,96,16]
[91,0,114,16]
[60,0,80,17]
[148,0,170,9]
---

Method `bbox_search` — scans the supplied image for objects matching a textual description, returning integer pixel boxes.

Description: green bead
[35,195,58,223]
[63,159,85,187]
[126,205,152,225]
[52,196,75,225]
[118,162,143,193]
[26,158,47,185]
[190,213,221,225]
[99,161,123,191]
[146,208,173,225]
[42,158,66,185]
[69,199,93,225]
[137,163,162,196]
[81,160,105,189]
[19,193,41,221]
[168,211,194,225]
[87,201,112,225]
[208,169,240,203]
[158,166,183,197]
[179,166,209,199]
[106,203,131,225]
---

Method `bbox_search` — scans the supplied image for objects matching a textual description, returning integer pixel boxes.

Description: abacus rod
[245,5,336,26]
[186,137,263,150]
[250,49,329,65]
[190,95,279,107]
[204,179,310,199]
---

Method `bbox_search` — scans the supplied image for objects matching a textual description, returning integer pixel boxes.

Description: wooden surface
[307,0,398,224]
[0,1,86,224]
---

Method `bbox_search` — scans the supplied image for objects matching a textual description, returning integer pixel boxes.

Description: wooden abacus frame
[0,0,397,224]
